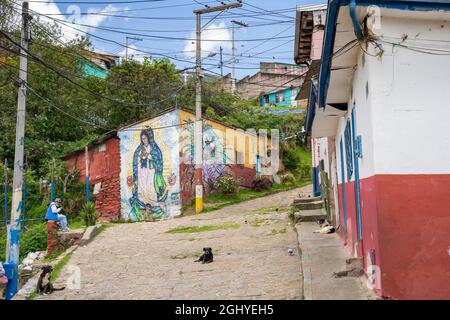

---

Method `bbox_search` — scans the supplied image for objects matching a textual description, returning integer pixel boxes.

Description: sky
[20,0,326,79]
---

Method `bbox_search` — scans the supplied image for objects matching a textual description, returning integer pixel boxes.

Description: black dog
[36,265,65,295]
[195,247,213,264]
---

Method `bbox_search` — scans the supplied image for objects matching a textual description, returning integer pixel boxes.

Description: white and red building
[298,0,450,299]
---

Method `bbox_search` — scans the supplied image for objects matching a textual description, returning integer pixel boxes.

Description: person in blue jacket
[45,198,69,232]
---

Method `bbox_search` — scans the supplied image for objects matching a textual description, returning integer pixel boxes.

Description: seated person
[45,198,70,232]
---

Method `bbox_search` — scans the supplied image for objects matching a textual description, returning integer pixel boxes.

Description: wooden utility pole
[231,20,248,94]
[6,1,31,300]
[193,2,242,213]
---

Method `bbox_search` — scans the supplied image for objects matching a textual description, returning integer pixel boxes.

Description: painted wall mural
[179,121,232,198]
[119,110,181,221]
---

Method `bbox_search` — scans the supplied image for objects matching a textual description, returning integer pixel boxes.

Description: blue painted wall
[82,62,109,79]
[260,87,299,107]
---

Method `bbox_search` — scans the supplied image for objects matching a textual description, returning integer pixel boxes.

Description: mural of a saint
[129,128,168,220]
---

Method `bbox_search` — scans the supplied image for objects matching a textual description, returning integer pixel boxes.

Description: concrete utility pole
[3,159,8,226]
[125,36,143,61]
[193,2,242,213]
[6,1,31,299]
[219,46,223,76]
[231,20,248,94]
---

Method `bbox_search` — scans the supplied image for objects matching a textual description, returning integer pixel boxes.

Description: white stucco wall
[335,49,376,183]
[366,13,450,175]
[334,10,450,181]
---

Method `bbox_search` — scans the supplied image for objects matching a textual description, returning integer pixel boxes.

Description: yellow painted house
[117,107,268,221]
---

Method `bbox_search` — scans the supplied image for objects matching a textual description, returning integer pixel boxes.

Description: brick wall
[64,137,121,221]
[179,163,256,206]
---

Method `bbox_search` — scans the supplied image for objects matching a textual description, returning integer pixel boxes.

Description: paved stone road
[36,185,311,300]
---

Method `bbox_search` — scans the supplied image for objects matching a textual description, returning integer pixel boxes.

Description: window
[344,120,353,180]
[98,143,106,152]
[264,95,269,105]
[275,92,285,103]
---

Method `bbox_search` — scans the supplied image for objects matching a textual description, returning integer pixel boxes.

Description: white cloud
[22,0,121,42]
[183,21,232,58]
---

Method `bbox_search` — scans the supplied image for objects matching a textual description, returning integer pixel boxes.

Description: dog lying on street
[195,248,214,264]
[36,265,65,295]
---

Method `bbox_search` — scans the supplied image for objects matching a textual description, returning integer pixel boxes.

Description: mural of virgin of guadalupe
[129,128,168,220]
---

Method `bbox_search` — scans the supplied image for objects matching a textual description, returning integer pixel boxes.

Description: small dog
[314,219,336,234]
[195,247,213,264]
[36,265,65,295]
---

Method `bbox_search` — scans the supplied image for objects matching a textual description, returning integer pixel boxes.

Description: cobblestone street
[36,186,310,300]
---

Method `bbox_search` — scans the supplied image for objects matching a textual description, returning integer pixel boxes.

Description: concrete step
[293,201,323,211]
[294,209,326,222]
[294,196,322,203]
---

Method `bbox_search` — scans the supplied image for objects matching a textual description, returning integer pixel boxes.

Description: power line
[0,62,198,133]
[0,28,188,108]
[26,0,169,4]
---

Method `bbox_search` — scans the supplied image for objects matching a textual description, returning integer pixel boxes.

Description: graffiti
[179,121,233,199]
[119,110,181,221]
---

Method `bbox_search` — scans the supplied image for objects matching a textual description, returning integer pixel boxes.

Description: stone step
[293,201,324,211]
[58,229,84,246]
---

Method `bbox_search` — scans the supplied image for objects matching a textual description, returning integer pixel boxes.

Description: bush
[251,177,273,191]
[281,173,295,185]
[282,147,302,172]
[0,223,48,262]
[80,202,99,227]
[214,175,239,195]
[20,223,48,259]
[298,163,311,179]
[281,144,312,179]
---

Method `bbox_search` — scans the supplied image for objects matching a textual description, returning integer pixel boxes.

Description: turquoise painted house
[81,51,119,79]
[259,86,300,107]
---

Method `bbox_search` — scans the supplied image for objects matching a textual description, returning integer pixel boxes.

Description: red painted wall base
[338,174,450,300]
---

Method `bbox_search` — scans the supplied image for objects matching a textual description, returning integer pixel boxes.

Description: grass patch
[197,179,311,213]
[250,218,270,227]
[27,292,38,300]
[268,228,287,236]
[247,206,289,216]
[165,223,240,234]
[68,219,86,230]
[43,248,64,263]
[51,252,73,282]
[171,254,188,259]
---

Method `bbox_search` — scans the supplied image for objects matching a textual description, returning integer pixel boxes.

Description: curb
[80,224,103,246]
[294,223,312,300]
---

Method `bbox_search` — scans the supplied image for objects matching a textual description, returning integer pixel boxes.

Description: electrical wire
[0,29,188,108]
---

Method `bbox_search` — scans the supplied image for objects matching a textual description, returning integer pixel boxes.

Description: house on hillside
[259,86,300,107]
[223,62,307,104]
[297,0,450,299]
[63,107,269,222]
[81,51,119,79]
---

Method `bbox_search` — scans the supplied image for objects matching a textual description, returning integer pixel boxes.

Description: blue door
[351,107,363,241]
